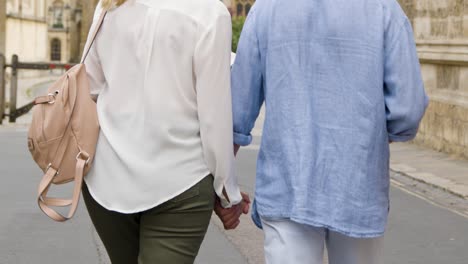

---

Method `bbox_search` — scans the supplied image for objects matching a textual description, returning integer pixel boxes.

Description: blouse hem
[83,171,211,214]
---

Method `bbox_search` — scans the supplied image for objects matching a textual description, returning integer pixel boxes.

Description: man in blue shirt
[225,0,428,263]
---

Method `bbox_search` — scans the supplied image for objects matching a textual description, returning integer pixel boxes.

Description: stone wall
[79,0,99,57]
[5,0,48,62]
[0,0,6,54]
[229,0,255,17]
[399,0,468,159]
[6,18,48,62]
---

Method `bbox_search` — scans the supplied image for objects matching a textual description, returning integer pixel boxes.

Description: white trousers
[262,218,384,264]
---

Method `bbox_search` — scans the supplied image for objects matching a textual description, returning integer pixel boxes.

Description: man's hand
[240,192,251,214]
[214,192,251,230]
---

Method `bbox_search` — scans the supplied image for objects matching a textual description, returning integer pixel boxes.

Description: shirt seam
[387,19,410,52]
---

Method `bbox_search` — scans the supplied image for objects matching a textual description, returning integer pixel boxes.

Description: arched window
[245,3,252,16]
[237,3,243,17]
[51,39,61,61]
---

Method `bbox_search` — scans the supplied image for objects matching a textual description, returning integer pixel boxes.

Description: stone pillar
[79,0,99,57]
[0,0,6,54]
[398,0,468,159]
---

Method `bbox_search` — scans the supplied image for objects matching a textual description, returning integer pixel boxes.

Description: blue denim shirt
[231,0,428,238]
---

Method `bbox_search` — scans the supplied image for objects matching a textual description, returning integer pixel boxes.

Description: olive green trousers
[82,176,215,264]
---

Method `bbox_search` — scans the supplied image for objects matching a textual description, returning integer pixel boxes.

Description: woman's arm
[194,11,242,208]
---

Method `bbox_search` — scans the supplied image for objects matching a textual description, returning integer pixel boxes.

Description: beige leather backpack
[28,11,107,222]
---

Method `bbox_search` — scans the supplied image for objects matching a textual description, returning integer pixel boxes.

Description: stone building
[79,0,98,56]
[46,0,83,63]
[398,0,468,159]
[1,0,82,63]
[4,0,48,62]
[223,0,255,17]
[0,0,6,54]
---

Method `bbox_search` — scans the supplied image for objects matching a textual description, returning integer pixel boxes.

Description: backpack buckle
[47,90,59,104]
[45,163,59,176]
[76,151,90,165]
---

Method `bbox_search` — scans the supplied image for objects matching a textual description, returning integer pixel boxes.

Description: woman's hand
[214,192,251,230]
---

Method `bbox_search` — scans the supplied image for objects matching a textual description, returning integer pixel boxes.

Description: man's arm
[214,7,263,229]
[384,19,429,142]
[231,6,264,148]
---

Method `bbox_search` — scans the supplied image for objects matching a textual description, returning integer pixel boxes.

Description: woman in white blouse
[82,0,248,263]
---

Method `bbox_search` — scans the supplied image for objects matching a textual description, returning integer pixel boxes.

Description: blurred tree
[231,16,245,52]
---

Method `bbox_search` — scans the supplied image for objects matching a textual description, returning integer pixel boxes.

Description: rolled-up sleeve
[231,9,264,146]
[384,19,429,142]
[194,13,242,208]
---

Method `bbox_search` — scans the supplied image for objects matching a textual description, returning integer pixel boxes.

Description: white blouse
[83,0,242,213]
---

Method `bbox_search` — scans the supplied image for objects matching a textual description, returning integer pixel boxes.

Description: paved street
[1,127,468,264]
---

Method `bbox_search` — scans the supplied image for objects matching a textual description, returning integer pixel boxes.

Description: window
[51,0,64,28]
[237,3,243,17]
[51,39,61,61]
[245,3,252,16]
[53,10,64,28]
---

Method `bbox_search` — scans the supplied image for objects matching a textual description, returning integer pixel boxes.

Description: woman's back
[84,0,240,212]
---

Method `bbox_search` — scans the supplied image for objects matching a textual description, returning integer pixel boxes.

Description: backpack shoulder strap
[81,10,108,64]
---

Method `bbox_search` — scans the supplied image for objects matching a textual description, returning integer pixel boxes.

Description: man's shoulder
[377,0,408,22]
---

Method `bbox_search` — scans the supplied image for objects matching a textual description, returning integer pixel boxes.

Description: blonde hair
[101,0,126,10]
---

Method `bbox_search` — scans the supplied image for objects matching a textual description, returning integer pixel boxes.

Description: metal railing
[0,54,75,124]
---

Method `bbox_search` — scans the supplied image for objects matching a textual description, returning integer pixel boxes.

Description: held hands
[214,145,250,230]
[214,192,251,230]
